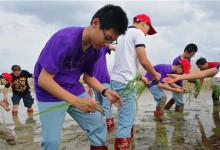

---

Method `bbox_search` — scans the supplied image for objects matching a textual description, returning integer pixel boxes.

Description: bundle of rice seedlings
[34,102,104,116]
[212,85,220,97]
[113,73,146,111]
[119,73,145,98]
[191,80,201,94]
[185,80,208,106]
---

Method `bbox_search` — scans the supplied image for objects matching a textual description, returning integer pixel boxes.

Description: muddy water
[0,90,220,150]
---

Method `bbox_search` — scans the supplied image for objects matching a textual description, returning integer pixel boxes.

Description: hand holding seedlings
[105,89,122,107]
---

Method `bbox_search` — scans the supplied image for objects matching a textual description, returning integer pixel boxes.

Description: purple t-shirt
[145,64,173,88]
[34,27,101,102]
[93,47,111,84]
[172,55,191,86]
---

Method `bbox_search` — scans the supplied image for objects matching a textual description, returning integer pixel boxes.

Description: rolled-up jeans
[111,80,136,138]
[172,92,184,106]
[37,92,107,150]
[148,85,166,107]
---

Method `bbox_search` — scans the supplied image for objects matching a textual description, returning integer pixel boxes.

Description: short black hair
[196,57,207,66]
[11,65,21,71]
[91,4,128,35]
[184,43,198,53]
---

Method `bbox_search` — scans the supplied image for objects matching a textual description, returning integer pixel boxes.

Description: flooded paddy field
[0,90,220,150]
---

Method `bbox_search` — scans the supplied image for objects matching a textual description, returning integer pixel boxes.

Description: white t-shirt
[111,26,146,84]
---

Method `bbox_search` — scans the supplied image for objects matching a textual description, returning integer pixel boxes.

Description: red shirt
[208,62,220,68]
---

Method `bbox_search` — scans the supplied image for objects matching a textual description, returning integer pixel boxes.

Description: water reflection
[170,113,185,148]
[149,122,168,150]
[196,105,220,149]
[12,112,35,143]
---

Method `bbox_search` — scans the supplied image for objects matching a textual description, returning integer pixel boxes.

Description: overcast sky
[0,1,219,74]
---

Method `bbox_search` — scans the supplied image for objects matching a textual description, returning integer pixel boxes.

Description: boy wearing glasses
[34,4,128,150]
[111,14,161,149]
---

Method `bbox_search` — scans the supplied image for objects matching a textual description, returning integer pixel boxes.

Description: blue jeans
[94,83,113,119]
[172,92,184,106]
[148,85,166,107]
[111,80,135,138]
[37,92,107,150]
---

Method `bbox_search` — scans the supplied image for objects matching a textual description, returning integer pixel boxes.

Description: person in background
[3,65,34,116]
[0,73,13,111]
[34,4,128,150]
[91,45,116,132]
[0,72,16,145]
[164,43,198,112]
[196,57,220,106]
[141,59,190,121]
[111,14,161,149]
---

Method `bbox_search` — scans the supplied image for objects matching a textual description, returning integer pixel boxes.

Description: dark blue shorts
[11,92,34,108]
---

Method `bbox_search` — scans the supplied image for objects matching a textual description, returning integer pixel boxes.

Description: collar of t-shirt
[128,26,136,29]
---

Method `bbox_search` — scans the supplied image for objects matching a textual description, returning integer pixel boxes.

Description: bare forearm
[169,83,181,89]
[38,69,81,103]
[179,68,218,80]
[83,74,106,93]
[3,88,8,98]
[141,59,157,77]
[158,83,180,92]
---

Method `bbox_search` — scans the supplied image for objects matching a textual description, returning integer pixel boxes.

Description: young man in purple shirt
[141,59,190,121]
[34,4,128,150]
[164,43,198,112]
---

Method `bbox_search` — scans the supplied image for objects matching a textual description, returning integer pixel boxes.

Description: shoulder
[22,70,32,75]
[127,27,144,37]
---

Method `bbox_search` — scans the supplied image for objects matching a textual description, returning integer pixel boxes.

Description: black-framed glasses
[102,29,115,44]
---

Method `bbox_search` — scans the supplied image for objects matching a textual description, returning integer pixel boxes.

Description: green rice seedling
[34,102,104,116]
[212,85,220,97]
[184,80,204,105]
[113,73,146,110]
[191,80,201,94]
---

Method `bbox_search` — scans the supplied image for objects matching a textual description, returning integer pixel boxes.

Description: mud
[0,91,220,150]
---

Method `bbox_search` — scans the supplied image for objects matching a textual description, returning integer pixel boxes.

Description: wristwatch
[101,88,108,97]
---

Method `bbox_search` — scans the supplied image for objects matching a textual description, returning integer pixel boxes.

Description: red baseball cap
[1,72,13,86]
[133,14,157,35]
[179,59,191,74]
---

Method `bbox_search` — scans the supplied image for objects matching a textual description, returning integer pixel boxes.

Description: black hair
[91,4,128,35]
[184,43,198,53]
[196,57,207,66]
[11,65,21,71]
